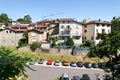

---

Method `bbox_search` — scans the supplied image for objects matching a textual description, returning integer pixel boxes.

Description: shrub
[30,42,41,51]
[66,38,74,47]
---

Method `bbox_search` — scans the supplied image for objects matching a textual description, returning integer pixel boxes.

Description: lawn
[4,46,108,63]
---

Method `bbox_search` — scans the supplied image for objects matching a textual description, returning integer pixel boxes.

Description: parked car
[29,58,36,65]
[46,60,53,65]
[62,59,70,66]
[70,61,77,67]
[54,60,60,66]
[92,63,98,68]
[82,74,90,80]
[77,61,83,67]
[98,62,106,69]
[61,73,70,80]
[72,76,80,80]
[38,58,44,64]
[84,62,92,68]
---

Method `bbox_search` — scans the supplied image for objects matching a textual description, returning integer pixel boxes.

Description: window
[32,39,36,42]
[91,36,93,40]
[102,24,105,27]
[61,25,64,29]
[96,23,99,26]
[76,25,79,29]
[102,29,105,34]
[107,24,110,27]
[84,30,87,33]
[96,29,98,33]
[31,32,36,36]
[84,25,87,28]
[85,36,86,40]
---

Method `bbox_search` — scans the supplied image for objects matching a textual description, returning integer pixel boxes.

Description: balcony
[65,27,71,31]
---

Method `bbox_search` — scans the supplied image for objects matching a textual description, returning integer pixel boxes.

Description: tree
[89,33,120,79]
[49,36,57,47]
[17,14,32,24]
[111,17,120,32]
[23,31,28,44]
[0,46,29,80]
[83,40,93,47]
[17,18,25,24]
[30,42,41,51]
[66,38,74,47]
[0,13,9,25]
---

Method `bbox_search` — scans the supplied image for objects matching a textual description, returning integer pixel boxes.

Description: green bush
[66,38,74,47]
[30,42,41,51]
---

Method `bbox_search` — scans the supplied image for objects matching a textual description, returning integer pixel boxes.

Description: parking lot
[26,61,105,80]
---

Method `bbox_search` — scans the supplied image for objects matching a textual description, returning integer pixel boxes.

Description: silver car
[54,60,60,66]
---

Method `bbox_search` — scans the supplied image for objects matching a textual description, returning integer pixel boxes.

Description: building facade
[0,28,24,46]
[82,19,111,44]
[58,18,82,45]
[28,29,47,44]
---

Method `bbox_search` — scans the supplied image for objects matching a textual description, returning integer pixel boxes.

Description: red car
[46,60,53,65]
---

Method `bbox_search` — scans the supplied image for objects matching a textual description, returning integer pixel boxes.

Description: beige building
[82,19,111,44]
[58,18,82,45]
[28,29,47,44]
[0,28,26,46]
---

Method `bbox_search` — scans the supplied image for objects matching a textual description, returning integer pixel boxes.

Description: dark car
[38,58,44,64]
[84,62,92,68]
[92,63,98,68]
[82,74,90,80]
[98,62,106,69]
[70,61,77,67]
[77,61,83,67]
[72,76,80,80]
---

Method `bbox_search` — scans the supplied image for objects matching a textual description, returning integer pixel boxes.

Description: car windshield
[63,78,69,80]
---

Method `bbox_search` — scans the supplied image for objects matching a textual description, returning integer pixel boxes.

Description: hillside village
[0,18,111,48]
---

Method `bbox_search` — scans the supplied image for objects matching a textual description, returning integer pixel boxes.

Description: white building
[0,22,5,29]
[82,19,111,45]
[58,18,82,45]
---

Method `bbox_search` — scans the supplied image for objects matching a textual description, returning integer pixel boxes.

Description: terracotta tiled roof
[5,27,28,32]
[59,18,75,22]
[83,20,111,25]
[29,29,44,33]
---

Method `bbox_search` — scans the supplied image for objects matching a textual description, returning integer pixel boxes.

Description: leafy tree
[0,46,29,80]
[0,13,9,25]
[18,38,26,47]
[49,36,57,47]
[66,38,74,47]
[111,17,120,32]
[23,31,28,44]
[17,18,25,23]
[17,14,32,24]
[30,42,41,51]
[89,17,120,79]
[83,40,93,47]
[24,14,32,23]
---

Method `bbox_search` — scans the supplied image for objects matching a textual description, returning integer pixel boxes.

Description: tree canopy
[0,13,9,25]
[0,46,29,80]
[17,14,32,24]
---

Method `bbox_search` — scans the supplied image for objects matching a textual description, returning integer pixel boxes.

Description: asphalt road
[26,63,105,80]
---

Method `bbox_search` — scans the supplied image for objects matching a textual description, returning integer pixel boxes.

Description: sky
[0,0,120,22]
